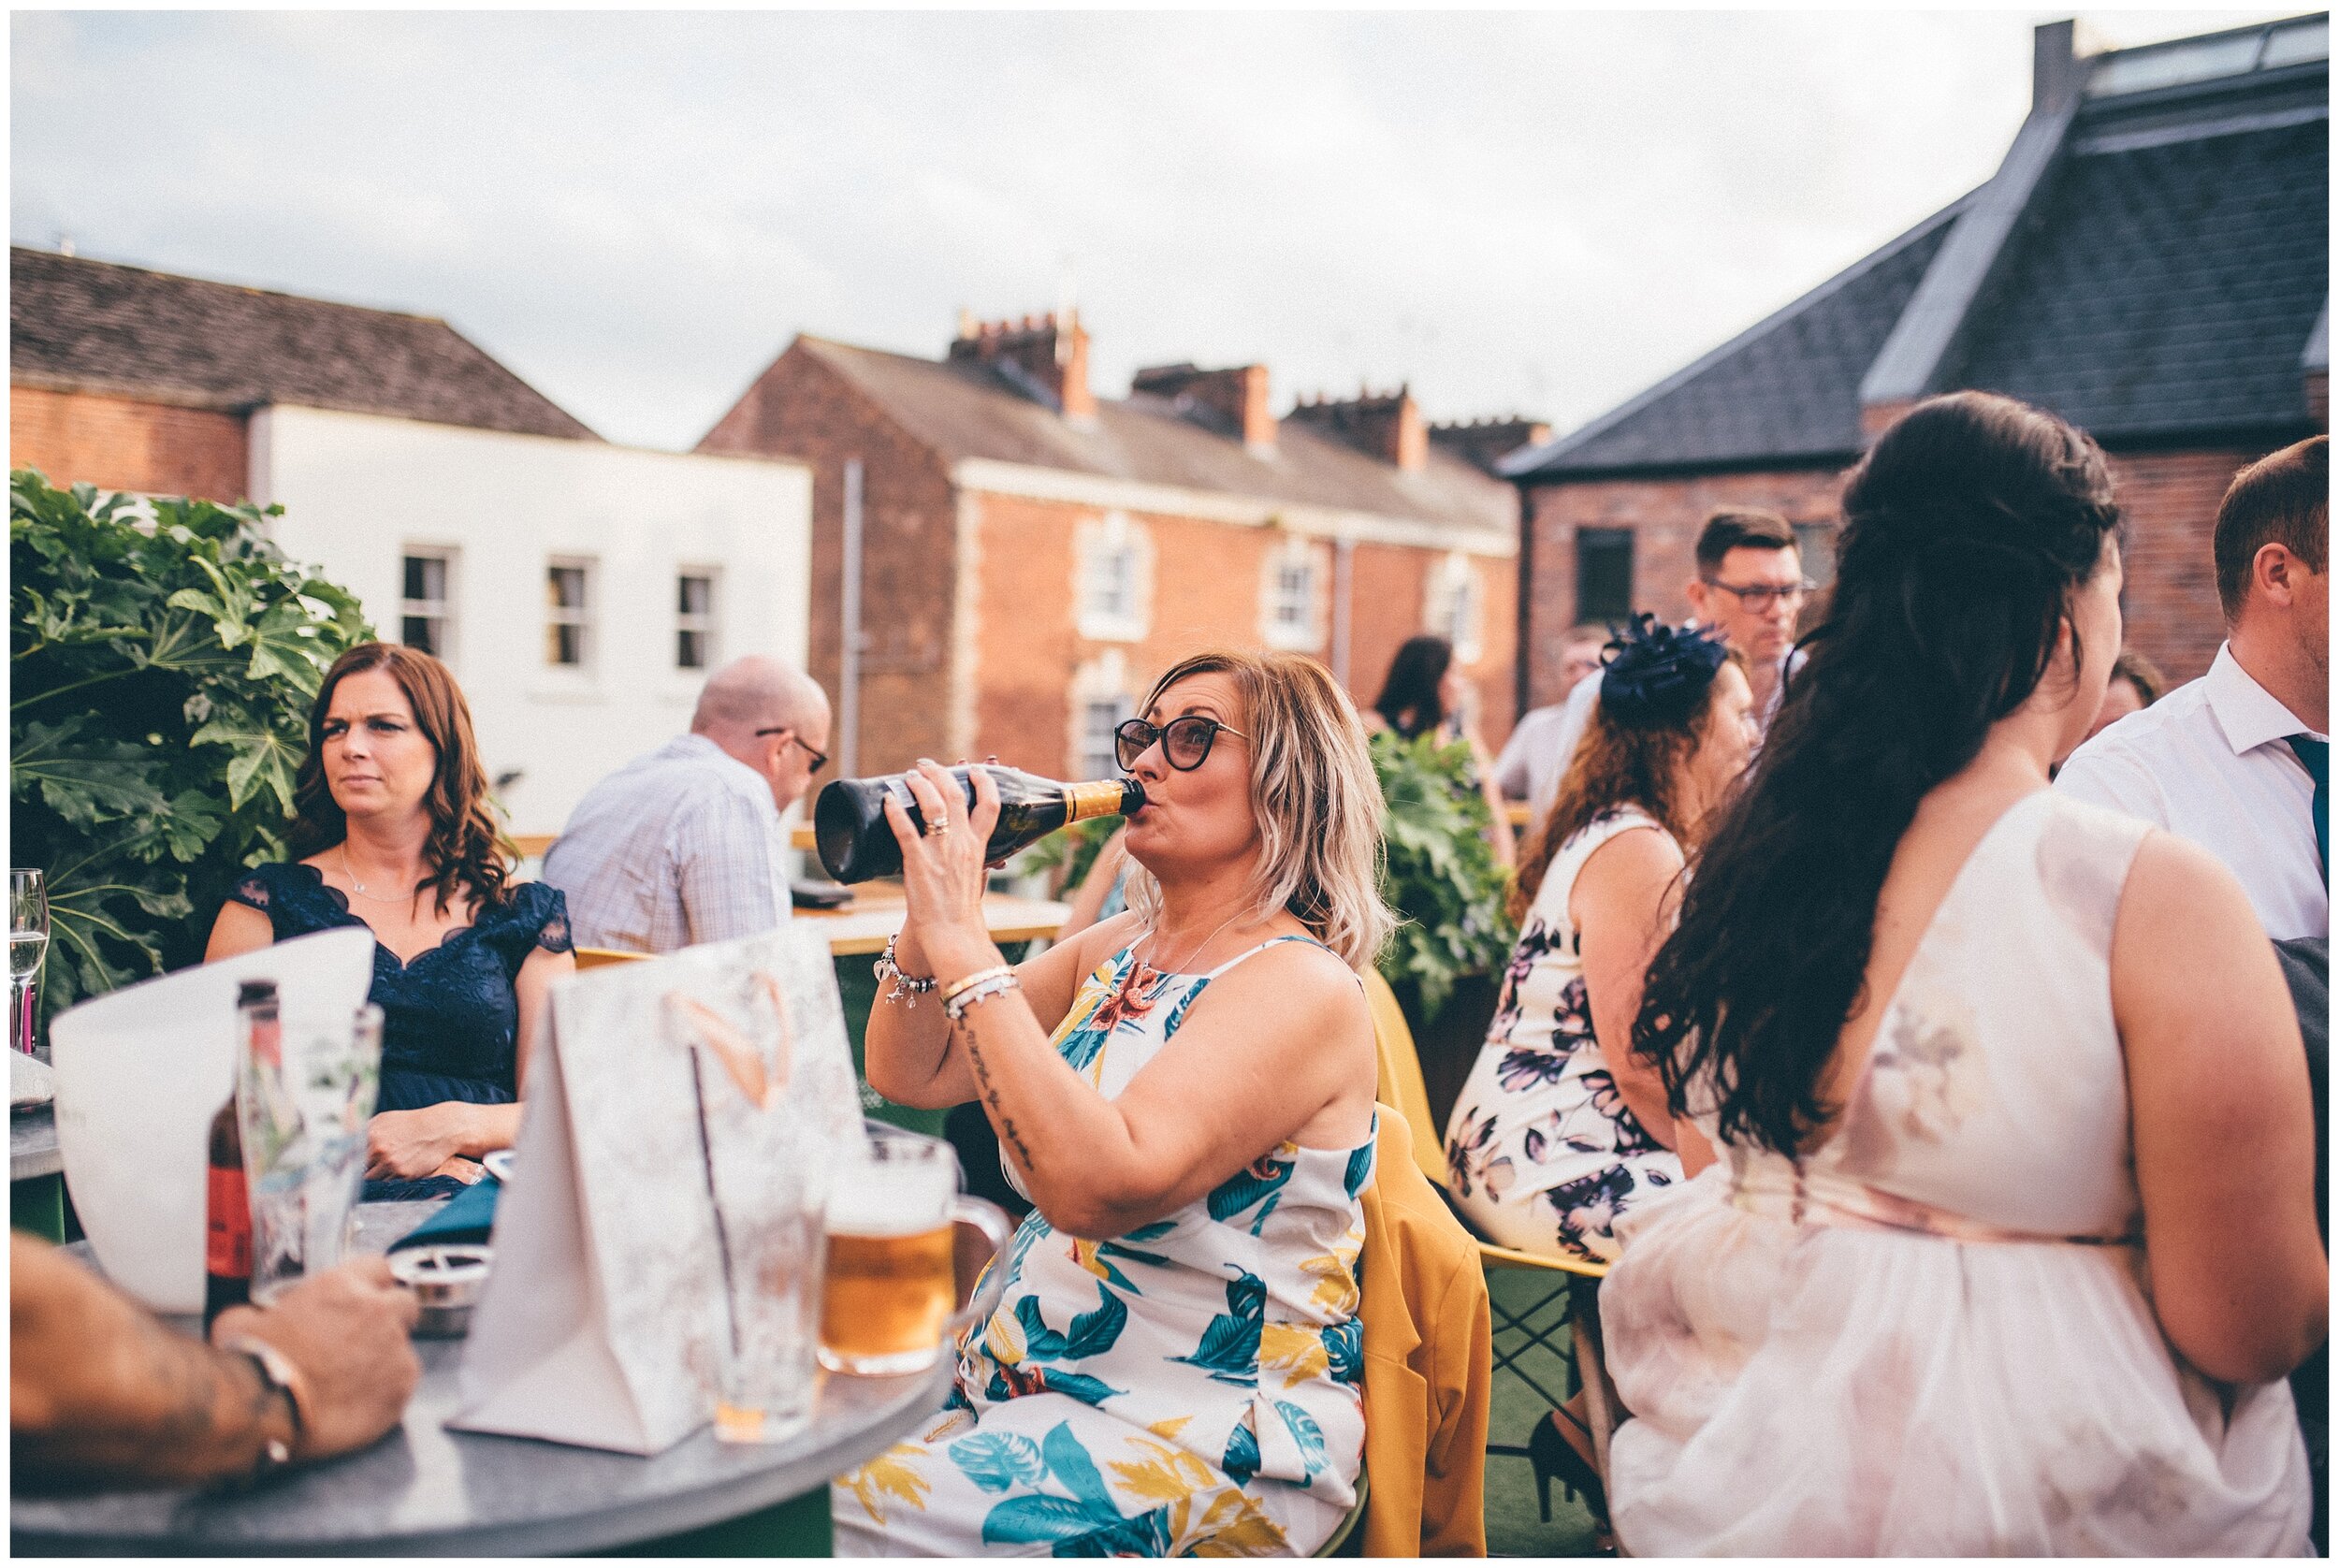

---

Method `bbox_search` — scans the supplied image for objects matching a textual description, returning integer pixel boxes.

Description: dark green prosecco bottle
[813,766,1145,884]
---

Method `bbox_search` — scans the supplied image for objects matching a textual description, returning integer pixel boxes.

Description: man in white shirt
[1530,510,1811,828]
[545,656,832,952]
[1494,624,1606,819]
[2058,435,2327,940]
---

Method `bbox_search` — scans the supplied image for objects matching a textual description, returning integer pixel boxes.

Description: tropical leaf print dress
[833,936,1375,1558]
[1442,807,1681,1265]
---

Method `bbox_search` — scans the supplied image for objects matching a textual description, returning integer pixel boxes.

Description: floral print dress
[833,936,1375,1558]
[1443,807,1681,1264]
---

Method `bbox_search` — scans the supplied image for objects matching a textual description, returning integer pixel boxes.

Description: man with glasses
[545,655,831,952]
[1534,510,1810,821]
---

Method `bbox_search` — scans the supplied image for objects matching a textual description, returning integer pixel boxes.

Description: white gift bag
[452,925,866,1455]
[47,927,377,1314]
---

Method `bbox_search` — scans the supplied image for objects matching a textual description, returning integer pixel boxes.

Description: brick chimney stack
[1428,415,1551,474]
[1130,362,1277,453]
[1287,385,1428,472]
[950,310,1096,421]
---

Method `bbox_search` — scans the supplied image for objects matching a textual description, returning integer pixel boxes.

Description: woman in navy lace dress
[206,644,573,1200]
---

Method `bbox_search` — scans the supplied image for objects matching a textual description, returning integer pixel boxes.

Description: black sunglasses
[753,728,828,773]
[1113,716,1247,773]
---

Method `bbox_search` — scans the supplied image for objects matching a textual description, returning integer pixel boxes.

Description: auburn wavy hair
[287,642,514,916]
[1509,648,1746,922]
[1121,647,1395,971]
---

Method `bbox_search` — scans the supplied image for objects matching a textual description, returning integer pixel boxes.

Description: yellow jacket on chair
[1358,1104,1493,1556]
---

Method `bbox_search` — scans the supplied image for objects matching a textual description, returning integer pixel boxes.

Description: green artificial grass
[1481,1269,1606,1557]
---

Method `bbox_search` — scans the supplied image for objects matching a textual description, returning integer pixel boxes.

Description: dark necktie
[2287,734,2328,885]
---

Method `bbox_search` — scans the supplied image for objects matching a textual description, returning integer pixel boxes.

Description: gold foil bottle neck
[1065,779,1129,822]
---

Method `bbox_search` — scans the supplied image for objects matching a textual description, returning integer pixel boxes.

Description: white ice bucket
[48,927,375,1314]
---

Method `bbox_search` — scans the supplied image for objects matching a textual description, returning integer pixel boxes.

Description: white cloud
[8,8,2302,450]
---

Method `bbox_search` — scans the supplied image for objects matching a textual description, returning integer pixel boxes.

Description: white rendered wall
[251,405,812,837]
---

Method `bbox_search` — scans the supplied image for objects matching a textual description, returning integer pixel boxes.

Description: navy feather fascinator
[1598,614,1731,727]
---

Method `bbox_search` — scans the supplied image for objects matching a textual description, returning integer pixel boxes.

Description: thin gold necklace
[340,845,419,907]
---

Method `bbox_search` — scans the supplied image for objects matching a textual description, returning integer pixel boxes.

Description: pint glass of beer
[820,1125,1006,1376]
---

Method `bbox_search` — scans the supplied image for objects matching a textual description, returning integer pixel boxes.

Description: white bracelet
[942,971,1022,1023]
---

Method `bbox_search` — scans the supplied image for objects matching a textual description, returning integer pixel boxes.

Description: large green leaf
[11,468,371,1029]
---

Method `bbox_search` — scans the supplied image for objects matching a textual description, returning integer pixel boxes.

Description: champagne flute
[11,870,51,1061]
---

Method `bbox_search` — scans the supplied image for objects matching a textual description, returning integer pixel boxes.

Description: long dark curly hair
[1632,392,2122,1154]
[287,642,513,916]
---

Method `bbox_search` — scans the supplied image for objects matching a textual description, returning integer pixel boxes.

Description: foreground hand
[211,1256,421,1461]
[364,1106,469,1181]
[885,759,1002,975]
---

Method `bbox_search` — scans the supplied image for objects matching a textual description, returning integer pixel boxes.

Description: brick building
[10,249,814,834]
[1501,14,2329,715]
[699,313,1521,780]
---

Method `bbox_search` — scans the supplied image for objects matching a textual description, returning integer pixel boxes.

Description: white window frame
[1428,553,1486,666]
[400,547,458,665]
[676,567,719,671]
[1259,537,1328,652]
[1075,511,1152,643]
[1075,692,1137,782]
[545,556,596,672]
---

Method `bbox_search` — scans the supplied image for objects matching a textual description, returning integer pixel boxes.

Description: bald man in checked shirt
[545,657,831,952]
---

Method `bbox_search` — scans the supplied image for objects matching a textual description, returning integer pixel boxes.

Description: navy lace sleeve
[496,879,573,962]
[224,862,366,942]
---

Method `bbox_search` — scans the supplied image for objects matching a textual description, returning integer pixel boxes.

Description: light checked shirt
[542,733,792,954]
[2056,642,2329,941]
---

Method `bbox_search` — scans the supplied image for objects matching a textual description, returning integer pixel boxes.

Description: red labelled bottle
[204,980,273,1328]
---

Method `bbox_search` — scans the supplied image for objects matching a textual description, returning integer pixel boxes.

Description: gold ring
[926,821,950,839]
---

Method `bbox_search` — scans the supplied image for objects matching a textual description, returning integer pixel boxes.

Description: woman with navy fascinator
[1441,614,1759,1533]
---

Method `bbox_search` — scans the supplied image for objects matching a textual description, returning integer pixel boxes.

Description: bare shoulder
[1199,935,1372,1035]
[2112,827,2282,1018]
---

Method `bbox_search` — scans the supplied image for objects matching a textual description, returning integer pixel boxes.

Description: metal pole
[839,458,864,780]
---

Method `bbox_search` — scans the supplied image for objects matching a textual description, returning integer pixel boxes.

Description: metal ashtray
[389,1244,493,1338]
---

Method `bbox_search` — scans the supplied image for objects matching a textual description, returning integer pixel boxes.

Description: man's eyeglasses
[1113,716,1247,773]
[1701,577,1814,613]
[754,728,828,774]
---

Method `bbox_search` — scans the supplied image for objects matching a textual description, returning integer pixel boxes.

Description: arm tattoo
[952,1015,1037,1173]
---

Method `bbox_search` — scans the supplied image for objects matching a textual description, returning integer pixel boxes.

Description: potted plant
[1370,728,1517,1127]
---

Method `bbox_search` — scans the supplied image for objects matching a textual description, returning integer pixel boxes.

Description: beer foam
[825,1155,956,1237]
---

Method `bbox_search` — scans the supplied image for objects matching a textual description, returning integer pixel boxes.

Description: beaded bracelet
[873,933,937,1007]
[943,971,1022,1023]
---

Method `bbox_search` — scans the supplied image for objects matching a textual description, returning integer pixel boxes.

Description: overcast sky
[9,7,2303,452]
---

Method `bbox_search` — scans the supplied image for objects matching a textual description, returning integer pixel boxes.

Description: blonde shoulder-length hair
[1121,647,1395,971]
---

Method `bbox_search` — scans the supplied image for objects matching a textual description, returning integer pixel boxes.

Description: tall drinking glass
[10,870,50,1061]
[711,1170,829,1445]
[819,1125,1010,1377]
[242,1002,384,1305]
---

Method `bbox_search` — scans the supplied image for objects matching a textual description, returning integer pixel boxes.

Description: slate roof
[9,248,596,441]
[1508,16,2328,479]
[1948,108,2327,440]
[1501,201,1966,477]
[793,336,1513,538]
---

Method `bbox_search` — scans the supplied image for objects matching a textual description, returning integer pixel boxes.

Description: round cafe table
[11,1202,955,1556]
